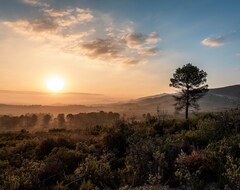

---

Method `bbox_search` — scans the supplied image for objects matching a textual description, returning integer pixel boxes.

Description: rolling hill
[0,85,239,117]
[123,84,240,115]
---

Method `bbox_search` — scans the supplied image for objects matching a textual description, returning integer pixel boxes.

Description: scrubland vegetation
[0,109,240,190]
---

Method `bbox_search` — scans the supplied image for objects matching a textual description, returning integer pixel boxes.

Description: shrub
[206,134,240,159]
[80,180,95,190]
[12,139,38,160]
[37,160,63,186]
[0,160,9,169]
[0,160,41,189]
[56,137,76,149]
[184,118,218,148]
[74,153,115,189]
[175,150,217,189]
[103,121,132,158]
[45,147,83,174]
[35,138,57,160]
[223,155,240,189]
[124,134,166,187]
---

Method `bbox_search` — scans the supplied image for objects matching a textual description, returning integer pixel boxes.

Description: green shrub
[124,134,166,187]
[206,134,240,158]
[223,155,240,189]
[184,118,218,148]
[35,138,57,159]
[74,153,115,188]
[56,137,76,149]
[103,121,132,158]
[175,150,217,189]
[45,147,83,174]
[80,180,95,190]
[0,160,9,169]
[0,160,41,190]
[37,160,63,186]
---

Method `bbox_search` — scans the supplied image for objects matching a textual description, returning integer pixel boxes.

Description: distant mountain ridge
[209,85,240,98]
[130,84,240,114]
[137,85,240,102]
[0,90,115,105]
[0,85,240,116]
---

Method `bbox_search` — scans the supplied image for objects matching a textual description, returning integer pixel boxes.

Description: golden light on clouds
[46,76,65,92]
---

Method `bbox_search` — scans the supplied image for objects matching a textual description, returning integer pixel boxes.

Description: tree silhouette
[57,113,65,128]
[43,114,52,128]
[170,63,208,119]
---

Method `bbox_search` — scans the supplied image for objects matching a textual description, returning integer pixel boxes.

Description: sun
[46,76,65,92]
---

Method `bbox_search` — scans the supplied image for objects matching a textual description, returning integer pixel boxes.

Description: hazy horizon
[0,89,125,105]
[0,84,240,106]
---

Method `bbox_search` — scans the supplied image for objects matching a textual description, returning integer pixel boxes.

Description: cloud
[4,1,160,65]
[27,17,58,33]
[146,32,160,44]
[43,8,94,26]
[125,32,160,49]
[125,33,146,48]
[43,9,73,17]
[4,18,55,35]
[43,8,94,27]
[122,58,145,65]
[4,18,93,42]
[3,5,94,40]
[124,32,160,58]
[201,35,225,47]
[76,8,94,22]
[80,38,124,58]
[65,37,144,65]
[4,17,60,38]
[66,33,159,64]
[138,47,158,56]
[22,0,49,8]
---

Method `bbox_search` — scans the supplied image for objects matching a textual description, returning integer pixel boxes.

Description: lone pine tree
[170,63,208,119]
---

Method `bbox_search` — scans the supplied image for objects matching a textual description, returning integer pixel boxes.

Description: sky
[0,0,240,103]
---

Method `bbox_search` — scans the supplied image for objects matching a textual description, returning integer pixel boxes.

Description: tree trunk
[185,86,189,120]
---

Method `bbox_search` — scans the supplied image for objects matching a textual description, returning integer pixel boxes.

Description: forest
[0,108,240,190]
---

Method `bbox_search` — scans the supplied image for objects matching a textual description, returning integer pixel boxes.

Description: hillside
[0,85,240,116]
[116,84,240,116]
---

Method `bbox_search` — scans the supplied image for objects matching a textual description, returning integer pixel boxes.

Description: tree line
[0,111,120,130]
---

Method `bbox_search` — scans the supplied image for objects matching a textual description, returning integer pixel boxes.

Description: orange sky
[1,0,240,104]
[0,22,174,100]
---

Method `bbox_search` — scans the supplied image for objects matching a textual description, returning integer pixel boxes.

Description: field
[0,109,240,189]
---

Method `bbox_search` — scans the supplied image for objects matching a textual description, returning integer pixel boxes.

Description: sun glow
[46,76,65,92]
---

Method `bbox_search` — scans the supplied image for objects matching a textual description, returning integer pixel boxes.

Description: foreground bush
[0,110,240,189]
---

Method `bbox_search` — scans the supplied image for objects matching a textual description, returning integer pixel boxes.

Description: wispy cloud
[65,37,145,65]
[66,30,160,64]
[75,8,94,22]
[3,1,161,65]
[78,38,124,59]
[125,32,160,49]
[124,32,160,57]
[201,35,225,47]
[125,33,146,48]
[22,0,49,8]
[138,47,158,56]
[3,5,94,40]
[146,32,160,44]
[43,8,73,17]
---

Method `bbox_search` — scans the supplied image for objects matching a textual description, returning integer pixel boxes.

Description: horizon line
[0,90,104,96]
